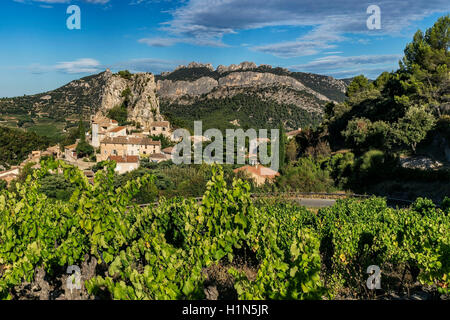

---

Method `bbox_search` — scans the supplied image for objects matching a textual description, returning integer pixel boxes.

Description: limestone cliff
[156,61,348,114]
[97,69,162,127]
[0,69,163,127]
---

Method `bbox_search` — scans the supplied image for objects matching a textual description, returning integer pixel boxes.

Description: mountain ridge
[0,61,350,133]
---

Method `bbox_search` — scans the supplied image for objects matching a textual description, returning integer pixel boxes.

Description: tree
[38,174,75,201]
[0,180,7,191]
[60,127,79,150]
[149,134,172,149]
[342,118,371,150]
[394,106,436,153]
[121,87,132,108]
[75,119,94,158]
[400,15,450,116]
[326,16,448,154]
[107,104,128,125]
[286,139,298,163]
[0,126,49,167]
[118,70,133,80]
[324,102,336,120]
[346,75,372,97]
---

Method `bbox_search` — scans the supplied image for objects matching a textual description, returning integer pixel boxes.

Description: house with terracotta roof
[107,155,140,174]
[148,153,169,163]
[161,147,175,161]
[20,145,62,168]
[162,146,174,154]
[64,142,78,162]
[108,126,127,138]
[287,128,302,140]
[233,164,280,186]
[91,116,122,148]
[0,167,20,186]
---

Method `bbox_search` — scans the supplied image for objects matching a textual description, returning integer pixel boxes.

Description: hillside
[0,72,109,120]
[0,126,50,167]
[156,62,348,102]
[0,62,349,138]
[0,70,162,140]
[157,61,348,131]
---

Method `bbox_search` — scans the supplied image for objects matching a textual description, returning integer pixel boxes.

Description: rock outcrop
[156,62,337,114]
[157,77,218,99]
[0,61,348,131]
[97,69,162,127]
[216,61,257,74]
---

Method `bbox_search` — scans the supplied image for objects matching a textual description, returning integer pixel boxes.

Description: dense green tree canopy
[325,15,449,155]
[0,126,49,167]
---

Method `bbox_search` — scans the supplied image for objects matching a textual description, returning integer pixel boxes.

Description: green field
[0,115,66,143]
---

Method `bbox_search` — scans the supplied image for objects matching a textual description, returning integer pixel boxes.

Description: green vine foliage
[317,197,449,295]
[0,159,448,300]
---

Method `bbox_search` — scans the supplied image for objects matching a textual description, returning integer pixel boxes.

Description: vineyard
[0,159,448,300]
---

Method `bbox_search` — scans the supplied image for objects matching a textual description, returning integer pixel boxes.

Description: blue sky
[0,0,448,97]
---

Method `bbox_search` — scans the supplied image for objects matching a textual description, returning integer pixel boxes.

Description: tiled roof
[140,137,162,146]
[65,143,78,150]
[162,147,174,154]
[233,165,280,179]
[0,170,20,179]
[92,116,115,126]
[108,155,140,163]
[0,174,18,181]
[150,121,170,128]
[149,153,167,159]
[287,129,302,137]
[108,126,127,133]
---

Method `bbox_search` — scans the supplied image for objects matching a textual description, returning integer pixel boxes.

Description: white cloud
[27,57,186,75]
[111,58,185,74]
[138,35,228,47]
[138,0,450,57]
[253,40,337,58]
[30,58,102,74]
[290,54,402,78]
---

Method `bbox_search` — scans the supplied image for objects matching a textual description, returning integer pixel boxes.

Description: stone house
[149,121,171,138]
[91,116,120,148]
[148,153,169,163]
[0,167,20,186]
[108,126,127,138]
[21,146,61,167]
[98,136,161,161]
[64,143,78,162]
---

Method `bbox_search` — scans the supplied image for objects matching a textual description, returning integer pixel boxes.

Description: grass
[1,115,66,143]
[26,123,65,143]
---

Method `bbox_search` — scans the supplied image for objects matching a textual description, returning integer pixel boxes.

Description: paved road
[293,198,336,208]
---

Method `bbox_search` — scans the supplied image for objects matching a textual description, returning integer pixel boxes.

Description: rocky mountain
[156,61,347,104]
[97,70,162,127]
[0,61,349,132]
[156,62,348,131]
[0,69,162,127]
